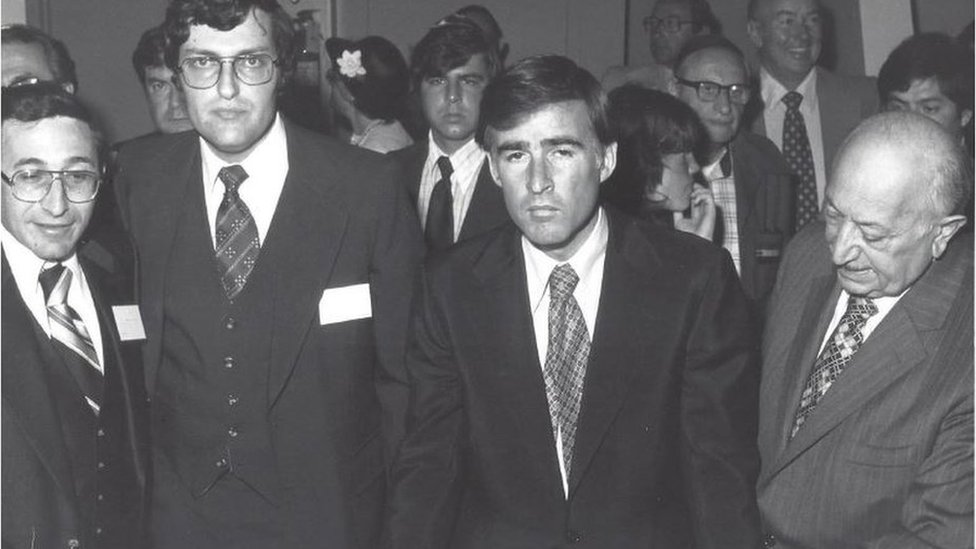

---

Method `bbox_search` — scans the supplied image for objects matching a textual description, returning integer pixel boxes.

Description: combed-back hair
[877,32,973,112]
[132,25,169,84]
[409,17,499,90]
[1,24,78,90]
[673,34,746,76]
[476,55,611,149]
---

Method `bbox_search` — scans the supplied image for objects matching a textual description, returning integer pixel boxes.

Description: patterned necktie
[40,263,103,414]
[791,295,878,439]
[543,264,591,479]
[782,91,818,231]
[215,165,260,300]
[425,156,454,251]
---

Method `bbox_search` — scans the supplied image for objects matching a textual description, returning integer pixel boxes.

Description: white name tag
[318,283,372,325]
[111,305,147,341]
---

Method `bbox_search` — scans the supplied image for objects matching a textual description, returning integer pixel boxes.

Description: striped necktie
[39,263,103,414]
[215,165,260,300]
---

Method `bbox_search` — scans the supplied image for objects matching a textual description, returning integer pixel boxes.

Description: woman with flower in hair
[324,35,414,153]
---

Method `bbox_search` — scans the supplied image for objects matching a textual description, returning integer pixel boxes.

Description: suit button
[566,530,582,543]
[97,461,105,470]
[224,316,237,330]
[97,494,104,502]
[95,527,103,535]
[228,394,239,406]
[223,356,235,369]
[215,458,228,468]
[67,539,80,548]
[228,427,239,438]
[97,428,105,437]
[763,533,777,547]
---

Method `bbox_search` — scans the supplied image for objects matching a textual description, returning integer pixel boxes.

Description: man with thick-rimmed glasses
[670,34,794,314]
[1,82,149,549]
[113,0,423,546]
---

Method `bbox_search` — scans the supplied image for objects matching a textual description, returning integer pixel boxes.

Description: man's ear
[746,20,763,49]
[599,142,618,183]
[931,214,967,259]
[959,108,973,131]
[487,151,502,187]
[667,77,679,97]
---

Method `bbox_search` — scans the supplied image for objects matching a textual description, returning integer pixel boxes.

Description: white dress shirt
[760,68,828,206]
[1,225,105,369]
[703,149,741,274]
[200,113,289,247]
[522,207,609,497]
[817,289,907,356]
[417,134,487,241]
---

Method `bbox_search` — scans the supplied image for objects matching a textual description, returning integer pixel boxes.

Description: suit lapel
[267,126,349,406]
[457,160,507,242]
[400,142,427,207]
[730,140,761,244]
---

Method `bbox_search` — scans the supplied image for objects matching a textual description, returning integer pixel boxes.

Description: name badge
[319,283,372,325]
[112,305,147,341]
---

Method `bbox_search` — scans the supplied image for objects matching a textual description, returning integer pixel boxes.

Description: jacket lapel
[457,161,507,242]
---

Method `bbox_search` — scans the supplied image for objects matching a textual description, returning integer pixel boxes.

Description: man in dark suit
[758,112,972,547]
[387,55,762,549]
[670,35,794,310]
[390,17,508,252]
[131,24,193,135]
[2,83,148,548]
[746,0,877,231]
[113,0,423,546]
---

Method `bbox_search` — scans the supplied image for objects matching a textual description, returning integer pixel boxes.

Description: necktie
[40,263,103,414]
[543,264,591,479]
[215,165,260,300]
[791,295,878,438]
[782,91,818,231]
[425,156,454,251]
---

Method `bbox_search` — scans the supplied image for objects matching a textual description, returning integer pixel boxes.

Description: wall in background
[2,0,27,24]
[914,0,973,37]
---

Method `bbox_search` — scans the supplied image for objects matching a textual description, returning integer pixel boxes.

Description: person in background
[602,85,716,241]
[131,25,193,135]
[2,82,148,549]
[391,17,507,252]
[746,0,877,232]
[1,24,77,92]
[455,4,509,67]
[670,35,794,310]
[602,0,720,92]
[324,35,414,153]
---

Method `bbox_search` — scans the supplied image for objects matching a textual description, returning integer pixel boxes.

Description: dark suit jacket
[750,67,878,184]
[114,120,423,547]
[758,224,973,548]
[390,141,508,245]
[2,238,149,549]
[726,131,795,310]
[387,210,762,548]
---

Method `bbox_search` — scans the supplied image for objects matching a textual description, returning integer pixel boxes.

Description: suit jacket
[114,120,423,547]
[750,67,878,184]
[2,238,149,549]
[390,141,509,245]
[387,210,762,549]
[727,131,795,310]
[758,224,974,548]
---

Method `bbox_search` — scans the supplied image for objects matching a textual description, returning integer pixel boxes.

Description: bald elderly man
[758,112,972,548]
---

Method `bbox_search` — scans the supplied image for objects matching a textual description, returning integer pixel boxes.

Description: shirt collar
[427,132,485,167]
[703,145,732,180]
[200,113,288,193]
[760,66,818,110]
[1,223,83,298]
[523,207,609,314]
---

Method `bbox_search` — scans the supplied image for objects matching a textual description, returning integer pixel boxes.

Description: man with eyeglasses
[746,0,877,232]
[113,0,423,546]
[1,24,77,92]
[671,35,794,313]
[602,0,720,92]
[2,83,149,549]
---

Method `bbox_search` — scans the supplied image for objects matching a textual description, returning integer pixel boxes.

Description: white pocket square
[318,283,372,325]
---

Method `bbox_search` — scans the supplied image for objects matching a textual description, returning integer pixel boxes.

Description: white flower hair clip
[337,50,367,78]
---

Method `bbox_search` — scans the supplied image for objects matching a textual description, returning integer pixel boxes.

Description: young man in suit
[746,0,877,231]
[670,35,794,311]
[131,24,193,135]
[2,83,148,549]
[387,55,762,549]
[113,0,423,546]
[390,17,508,252]
[758,112,972,547]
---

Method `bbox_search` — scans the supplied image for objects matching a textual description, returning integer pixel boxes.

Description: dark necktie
[782,91,818,231]
[40,263,103,414]
[543,264,591,479]
[215,165,260,300]
[791,295,878,438]
[425,156,454,251]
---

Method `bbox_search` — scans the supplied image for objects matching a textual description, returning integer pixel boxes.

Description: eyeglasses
[643,16,694,33]
[675,77,752,105]
[1,169,101,203]
[177,54,279,89]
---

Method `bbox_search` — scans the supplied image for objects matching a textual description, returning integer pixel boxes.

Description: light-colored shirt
[417,134,486,242]
[201,113,289,247]
[703,149,740,274]
[760,67,827,206]
[523,207,608,497]
[352,119,414,154]
[1,225,104,368]
[817,289,906,356]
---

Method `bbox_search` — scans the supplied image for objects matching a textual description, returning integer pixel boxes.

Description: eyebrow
[181,47,272,57]
[494,137,586,152]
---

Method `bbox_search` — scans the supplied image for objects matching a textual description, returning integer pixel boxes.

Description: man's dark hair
[673,34,746,77]
[409,17,499,90]
[476,55,611,149]
[162,0,297,85]
[681,0,722,34]
[1,24,78,90]
[132,25,169,84]
[2,81,106,171]
[877,32,973,112]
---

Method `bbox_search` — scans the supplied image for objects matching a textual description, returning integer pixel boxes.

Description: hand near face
[673,183,716,241]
